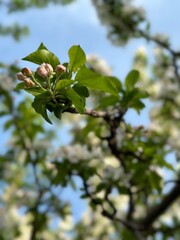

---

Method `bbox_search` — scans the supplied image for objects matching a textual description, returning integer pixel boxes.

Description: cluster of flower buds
[36,63,66,78]
[16,67,35,87]
[16,63,67,88]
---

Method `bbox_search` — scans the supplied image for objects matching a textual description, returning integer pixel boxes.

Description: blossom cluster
[57,144,103,164]
[86,54,112,76]
[16,67,35,87]
[16,63,66,88]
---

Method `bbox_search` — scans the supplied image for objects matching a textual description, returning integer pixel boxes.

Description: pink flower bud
[55,64,66,74]
[36,63,53,78]
[22,67,32,77]
[16,72,26,81]
[36,66,47,78]
[43,63,53,75]
[24,78,35,87]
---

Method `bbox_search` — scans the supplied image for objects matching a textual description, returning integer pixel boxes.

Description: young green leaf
[25,87,46,96]
[66,88,85,113]
[121,88,148,113]
[97,95,119,109]
[107,76,122,92]
[125,70,140,91]
[37,42,48,51]
[129,99,145,113]
[73,83,89,98]
[53,106,63,119]
[14,82,25,91]
[22,44,60,69]
[54,79,75,91]
[75,66,119,97]
[68,45,86,72]
[32,92,52,124]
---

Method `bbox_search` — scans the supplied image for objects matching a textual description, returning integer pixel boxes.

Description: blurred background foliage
[0,0,180,239]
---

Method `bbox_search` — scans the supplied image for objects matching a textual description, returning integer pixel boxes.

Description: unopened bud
[22,67,32,77]
[36,63,53,78]
[24,78,35,87]
[55,64,66,74]
[16,72,26,81]
[43,63,53,75]
[36,66,47,78]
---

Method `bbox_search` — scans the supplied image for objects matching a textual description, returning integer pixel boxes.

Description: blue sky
[1,0,180,69]
[1,0,180,221]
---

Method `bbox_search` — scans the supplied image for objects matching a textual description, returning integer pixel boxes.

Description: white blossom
[86,54,112,76]
[58,144,103,163]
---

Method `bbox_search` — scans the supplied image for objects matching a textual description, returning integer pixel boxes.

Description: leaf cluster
[16,43,148,124]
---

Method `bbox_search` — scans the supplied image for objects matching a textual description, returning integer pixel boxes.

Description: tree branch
[66,107,109,118]
[139,181,180,229]
[66,107,126,120]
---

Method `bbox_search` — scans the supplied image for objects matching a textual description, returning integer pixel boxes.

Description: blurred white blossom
[86,54,112,76]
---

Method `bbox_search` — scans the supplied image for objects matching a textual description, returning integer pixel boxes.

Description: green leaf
[66,88,85,113]
[80,193,89,199]
[97,95,119,109]
[32,92,52,124]
[130,100,145,113]
[4,119,14,130]
[121,88,148,113]
[92,198,103,205]
[53,161,73,187]
[53,106,63,119]
[157,158,175,172]
[25,87,46,96]
[15,83,47,96]
[73,83,89,97]
[54,79,75,91]
[148,171,162,192]
[95,183,107,193]
[107,76,122,92]
[37,42,48,50]
[68,45,86,72]
[22,44,60,69]
[76,66,119,97]
[136,90,149,99]
[14,82,25,91]
[125,70,140,91]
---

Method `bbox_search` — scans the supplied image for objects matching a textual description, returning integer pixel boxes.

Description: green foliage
[73,84,90,98]
[0,23,29,41]
[118,70,149,113]
[22,44,60,68]
[125,69,140,91]
[75,66,120,97]
[66,87,85,113]
[18,43,147,123]
[32,92,53,124]
[54,79,75,91]
[3,0,75,12]
[92,0,147,45]
[68,45,86,72]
